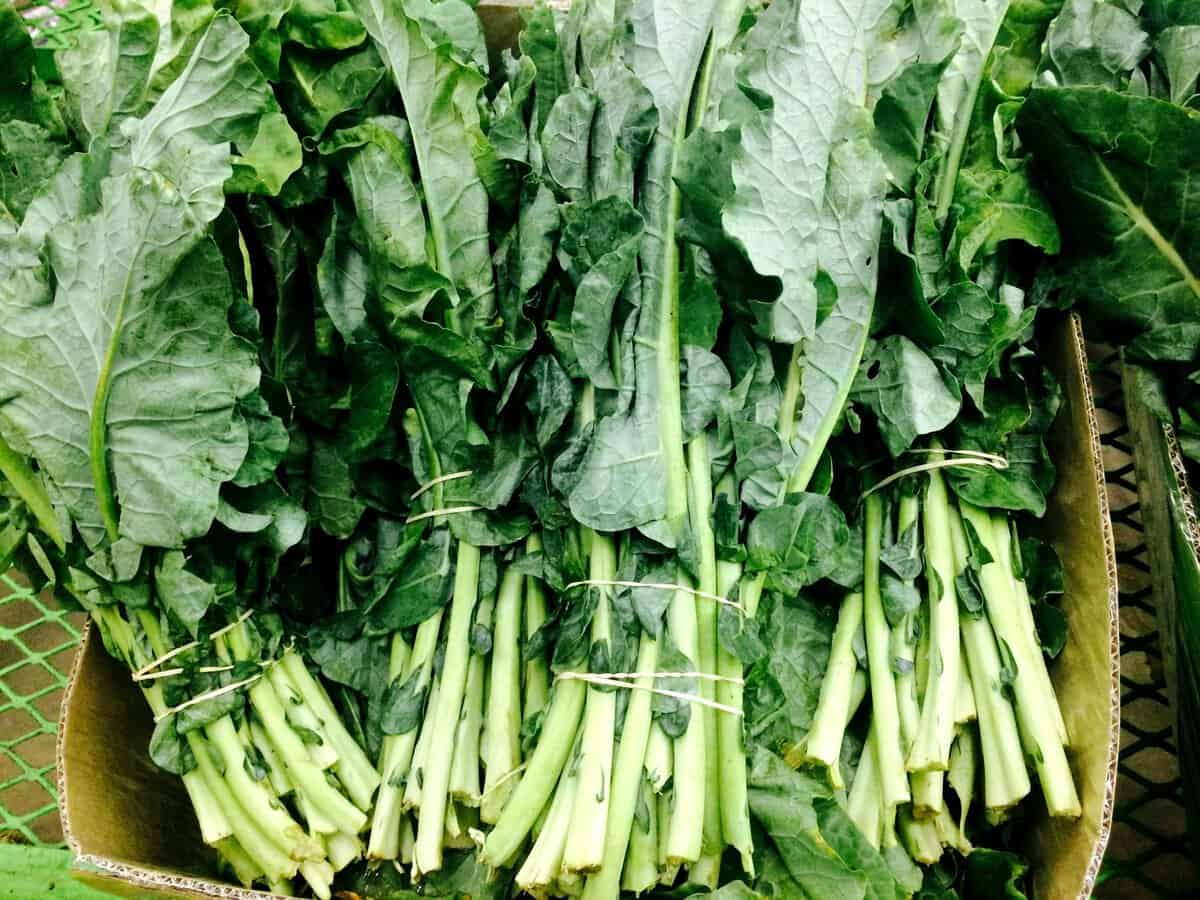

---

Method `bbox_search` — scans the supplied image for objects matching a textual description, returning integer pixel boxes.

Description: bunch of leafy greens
[1014,0,1200,476]
[0,0,1105,896]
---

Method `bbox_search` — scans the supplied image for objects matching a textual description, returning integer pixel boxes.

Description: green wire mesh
[15,0,103,49]
[12,0,104,80]
[0,573,83,847]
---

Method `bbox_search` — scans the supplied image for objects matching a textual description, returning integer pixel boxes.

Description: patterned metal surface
[0,574,83,847]
[13,0,103,50]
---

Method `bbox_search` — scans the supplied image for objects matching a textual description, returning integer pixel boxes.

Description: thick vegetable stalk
[413,541,483,876]
[864,494,910,817]
[959,502,1080,818]
[482,566,525,822]
[946,503,1032,812]
[664,567,706,867]
[517,755,580,897]
[713,477,754,873]
[626,0,715,867]
[892,494,923,752]
[685,435,723,887]
[581,633,660,899]
[898,806,942,864]
[621,773,660,895]
[805,591,865,786]
[908,467,963,777]
[848,720,884,847]
[564,534,619,873]
[451,591,494,806]
[644,723,673,794]
[233,665,368,837]
[368,611,444,859]
[481,643,588,868]
[523,533,551,722]
[481,395,598,869]
[998,521,1069,746]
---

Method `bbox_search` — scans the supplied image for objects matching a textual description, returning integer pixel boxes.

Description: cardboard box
[1123,364,1200,843]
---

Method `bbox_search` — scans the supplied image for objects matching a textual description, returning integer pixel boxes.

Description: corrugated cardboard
[1024,317,1120,899]
[53,5,1120,880]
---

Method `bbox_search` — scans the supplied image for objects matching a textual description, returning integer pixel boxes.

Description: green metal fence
[0,573,82,847]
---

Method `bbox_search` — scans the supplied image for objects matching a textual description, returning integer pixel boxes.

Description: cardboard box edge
[1063,314,1122,899]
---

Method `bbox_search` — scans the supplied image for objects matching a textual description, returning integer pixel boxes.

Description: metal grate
[0,573,83,847]
[1089,345,1198,899]
[14,0,103,50]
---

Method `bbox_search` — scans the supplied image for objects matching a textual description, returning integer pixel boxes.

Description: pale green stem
[482,566,525,823]
[524,532,551,720]
[481,667,588,868]
[897,806,942,864]
[581,634,660,900]
[997,519,1068,745]
[414,540,483,876]
[368,612,441,859]
[405,673,440,810]
[278,652,379,804]
[264,665,339,771]
[216,836,264,888]
[864,494,910,810]
[907,467,962,774]
[621,771,660,895]
[644,722,674,794]
[715,562,760,875]
[516,756,579,897]
[665,569,706,865]
[947,503,1032,812]
[451,591,494,805]
[959,502,1079,818]
[805,591,865,781]
[847,720,883,848]
[564,532,619,873]
[686,434,722,883]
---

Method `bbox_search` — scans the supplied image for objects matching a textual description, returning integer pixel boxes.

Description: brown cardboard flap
[56,625,253,897]
[1027,316,1120,899]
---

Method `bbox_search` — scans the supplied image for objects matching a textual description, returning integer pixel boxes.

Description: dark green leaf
[379,668,429,736]
[853,336,961,457]
[148,715,196,776]
[745,493,851,595]
[963,848,1030,900]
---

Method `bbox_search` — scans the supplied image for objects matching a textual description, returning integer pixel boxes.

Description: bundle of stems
[806,464,1079,861]
[90,602,378,899]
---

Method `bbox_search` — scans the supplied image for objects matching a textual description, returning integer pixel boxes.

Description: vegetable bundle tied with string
[0,0,1098,895]
[806,456,1077,864]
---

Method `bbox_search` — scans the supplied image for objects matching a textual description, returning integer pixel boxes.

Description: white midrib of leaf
[398,49,458,303]
[357,2,462,324]
[933,0,1013,221]
[656,131,689,534]
[90,201,161,543]
[1095,152,1200,302]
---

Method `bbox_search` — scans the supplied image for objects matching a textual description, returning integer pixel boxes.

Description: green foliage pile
[0,0,1153,894]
